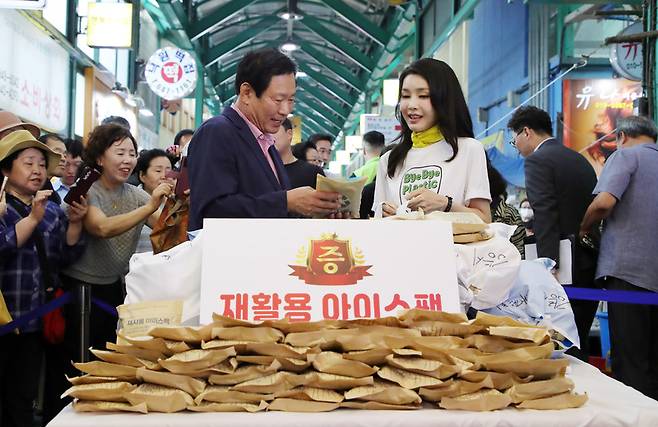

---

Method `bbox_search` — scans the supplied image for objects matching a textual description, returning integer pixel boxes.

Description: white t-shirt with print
[372,137,491,217]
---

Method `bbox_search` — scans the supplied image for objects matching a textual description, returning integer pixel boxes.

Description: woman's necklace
[109,185,124,211]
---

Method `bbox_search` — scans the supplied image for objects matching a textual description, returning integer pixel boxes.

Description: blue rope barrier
[0,291,72,336]
[91,297,118,318]
[565,287,658,306]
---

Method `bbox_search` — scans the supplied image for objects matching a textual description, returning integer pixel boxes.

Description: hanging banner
[562,78,641,174]
[145,47,197,100]
[200,219,460,323]
[0,10,69,132]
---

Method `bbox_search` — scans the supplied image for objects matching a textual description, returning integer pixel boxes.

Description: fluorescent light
[277,11,303,20]
[280,41,300,52]
[296,71,307,78]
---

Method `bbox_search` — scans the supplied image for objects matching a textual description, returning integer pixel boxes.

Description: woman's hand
[149,182,173,211]
[406,189,448,213]
[67,196,89,223]
[382,201,398,217]
[28,190,52,223]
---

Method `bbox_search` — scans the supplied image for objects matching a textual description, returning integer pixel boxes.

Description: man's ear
[239,82,253,101]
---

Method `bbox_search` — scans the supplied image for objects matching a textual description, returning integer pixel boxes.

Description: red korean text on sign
[322,293,381,320]
[384,293,410,312]
[252,292,282,321]
[283,293,312,321]
[219,293,248,320]
[414,293,442,311]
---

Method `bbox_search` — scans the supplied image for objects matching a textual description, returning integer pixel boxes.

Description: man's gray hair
[617,115,658,141]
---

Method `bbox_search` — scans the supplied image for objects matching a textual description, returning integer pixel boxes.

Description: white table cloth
[48,356,658,427]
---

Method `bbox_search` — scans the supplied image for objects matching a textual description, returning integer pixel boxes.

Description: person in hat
[0,130,87,427]
[0,111,40,140]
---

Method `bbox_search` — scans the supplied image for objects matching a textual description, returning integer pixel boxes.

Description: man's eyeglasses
[508,128,525,147]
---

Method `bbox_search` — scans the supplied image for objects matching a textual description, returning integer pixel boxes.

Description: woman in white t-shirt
[373,58,492,222]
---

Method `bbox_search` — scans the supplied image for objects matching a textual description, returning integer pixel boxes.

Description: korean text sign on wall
[0,10,69,132]
[200,219,460,324]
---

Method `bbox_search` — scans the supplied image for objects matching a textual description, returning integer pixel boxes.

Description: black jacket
[524,138,597,280]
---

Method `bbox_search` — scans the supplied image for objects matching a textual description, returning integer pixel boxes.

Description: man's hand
[287,187,341,217]
[406,188,448,213]
[28,190,52,223]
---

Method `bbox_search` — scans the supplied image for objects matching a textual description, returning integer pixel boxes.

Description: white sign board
[145,47,197,100]
[361,114,402,144]
[610,22,643,82]
[200,219,460,324]
[0,0,46,10]
[0,10,69,132]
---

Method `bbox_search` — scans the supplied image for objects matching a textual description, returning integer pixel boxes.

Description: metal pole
[78,284,91,363]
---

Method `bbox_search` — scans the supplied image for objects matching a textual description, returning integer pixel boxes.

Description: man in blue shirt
[580,115,658,400]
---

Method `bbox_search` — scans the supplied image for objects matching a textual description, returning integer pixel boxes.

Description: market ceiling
[146,0,416,140]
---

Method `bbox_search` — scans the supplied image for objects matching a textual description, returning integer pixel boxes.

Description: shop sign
[200,219,460,323]
[145,47,197,100]
[360,114,402,144]
[609,22,643,82]
[0,10,69,132]
[562,78,641,174]
[86,2,133,48]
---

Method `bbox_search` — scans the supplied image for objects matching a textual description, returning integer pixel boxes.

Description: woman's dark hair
[135,149,172,184]
[292,141,317,161]
[174,129,194,146]
[486,155,507,201]
[83,124,138,171]
[387,58,473,178]
[64,138,84,158]
[235,48,296,97]
[38,133,64,146]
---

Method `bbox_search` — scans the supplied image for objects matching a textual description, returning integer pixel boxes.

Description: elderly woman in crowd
[0,130,87,427]
[62,124,173,351]
[134,148,175,253]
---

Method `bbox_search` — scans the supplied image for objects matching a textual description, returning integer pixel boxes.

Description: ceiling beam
[202,15,281,67]
[189,0,259,41]
[297,80,350,118]
[296,61,355,106]
[295,93,344,128]
[321,0,391,46]
[296,108,336,135]
[298,41,364,91]
[299,15,375,73]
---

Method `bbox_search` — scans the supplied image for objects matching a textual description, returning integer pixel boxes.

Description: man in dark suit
[508,106,598,360]
[188,49,341,230]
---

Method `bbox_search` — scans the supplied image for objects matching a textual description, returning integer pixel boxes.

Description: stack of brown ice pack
[64,309,587,414]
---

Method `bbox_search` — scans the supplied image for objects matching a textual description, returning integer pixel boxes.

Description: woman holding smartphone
[373,59,491,222]
[62,124,173,350]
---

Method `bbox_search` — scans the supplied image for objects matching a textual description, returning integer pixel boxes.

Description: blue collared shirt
[52,178,69,205]
[0,196,85,332]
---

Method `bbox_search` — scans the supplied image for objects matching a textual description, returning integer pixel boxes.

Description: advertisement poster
[562,79,642,174]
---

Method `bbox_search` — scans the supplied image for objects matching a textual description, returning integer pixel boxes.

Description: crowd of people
[0,47,657,426]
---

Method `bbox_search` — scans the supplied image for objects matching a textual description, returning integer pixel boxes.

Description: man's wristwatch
[444,196,453,212]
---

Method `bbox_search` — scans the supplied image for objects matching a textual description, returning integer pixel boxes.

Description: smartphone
[174,157,189,198]
[64,166,102,205]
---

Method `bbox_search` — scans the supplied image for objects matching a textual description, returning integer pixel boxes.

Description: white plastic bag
[483,258,580,349]
[454,223,521,310]
[125,232,204,324]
